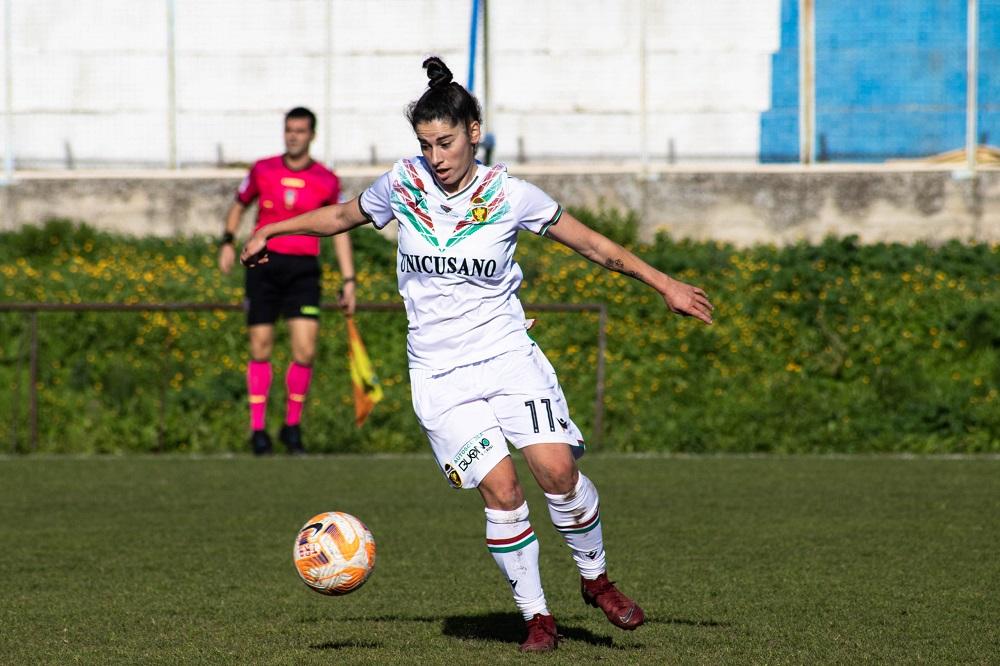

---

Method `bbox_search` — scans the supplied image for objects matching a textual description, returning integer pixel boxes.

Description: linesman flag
[347,317,383,427]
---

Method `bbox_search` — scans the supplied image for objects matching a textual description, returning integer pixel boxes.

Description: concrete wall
[3,0,780,168]
[4,166,999,246]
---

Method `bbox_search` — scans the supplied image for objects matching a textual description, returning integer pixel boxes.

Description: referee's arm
[219,201,249,275]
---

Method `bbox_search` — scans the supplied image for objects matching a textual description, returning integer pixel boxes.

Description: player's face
[284,118,315,159]
[415,119,481,192]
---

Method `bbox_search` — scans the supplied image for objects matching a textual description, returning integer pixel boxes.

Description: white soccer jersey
[359,157,563,370]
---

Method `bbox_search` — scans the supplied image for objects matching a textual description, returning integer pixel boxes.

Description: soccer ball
[293,511,376,595]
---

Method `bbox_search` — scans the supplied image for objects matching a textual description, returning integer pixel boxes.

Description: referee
[218,107,356,455]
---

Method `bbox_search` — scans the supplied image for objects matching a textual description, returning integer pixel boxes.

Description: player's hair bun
[407,57,481,129]
[423,57,453,89]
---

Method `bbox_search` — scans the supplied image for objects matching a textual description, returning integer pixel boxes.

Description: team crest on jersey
[470,197,488,223]
[444,463,462,489]
[283,189,297,209]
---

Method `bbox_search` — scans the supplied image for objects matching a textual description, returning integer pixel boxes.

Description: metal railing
[0,301,607,452]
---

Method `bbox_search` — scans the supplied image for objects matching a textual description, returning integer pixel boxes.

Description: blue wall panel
[761,0,1000,162]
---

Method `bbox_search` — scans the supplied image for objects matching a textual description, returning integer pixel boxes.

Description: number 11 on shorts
[524,399,556,433]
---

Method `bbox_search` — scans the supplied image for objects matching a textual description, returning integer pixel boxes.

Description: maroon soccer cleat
[519,613,559,652]
[581,573,646,630]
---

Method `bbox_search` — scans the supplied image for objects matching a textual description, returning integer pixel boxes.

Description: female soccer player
[241,58,713,652]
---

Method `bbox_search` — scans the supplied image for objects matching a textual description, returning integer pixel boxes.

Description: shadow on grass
[310,639,383,650]
[443,612,639,649]
[652,617,730,628]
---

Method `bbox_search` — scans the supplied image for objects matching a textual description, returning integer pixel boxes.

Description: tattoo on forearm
[605,257,641,280]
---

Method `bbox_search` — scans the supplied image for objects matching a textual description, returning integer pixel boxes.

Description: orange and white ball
[293,512,376,595]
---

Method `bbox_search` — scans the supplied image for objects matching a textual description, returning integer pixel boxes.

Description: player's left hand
[339,280,356,316]
[662,277,714,325]
[240,233,269,267]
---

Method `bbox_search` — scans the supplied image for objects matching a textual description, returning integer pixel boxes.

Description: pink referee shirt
[236,155,340,256]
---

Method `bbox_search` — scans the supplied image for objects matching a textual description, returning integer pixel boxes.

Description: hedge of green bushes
[2,216,998,453]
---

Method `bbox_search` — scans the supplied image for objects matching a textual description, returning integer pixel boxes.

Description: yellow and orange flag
[346,317,383,427]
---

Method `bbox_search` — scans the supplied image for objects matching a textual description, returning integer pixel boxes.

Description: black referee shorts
[244,252,322,326]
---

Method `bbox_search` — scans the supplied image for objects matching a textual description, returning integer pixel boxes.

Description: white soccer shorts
[409,343,585,490]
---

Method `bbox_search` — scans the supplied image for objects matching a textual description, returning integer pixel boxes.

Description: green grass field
[2,455,998,664]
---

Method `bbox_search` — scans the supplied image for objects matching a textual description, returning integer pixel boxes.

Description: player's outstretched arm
[240,198,370,267]
[545,212,714,325]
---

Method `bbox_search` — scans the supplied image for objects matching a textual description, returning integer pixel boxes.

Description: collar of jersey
[421,157,482,200]
[282,155,315,172]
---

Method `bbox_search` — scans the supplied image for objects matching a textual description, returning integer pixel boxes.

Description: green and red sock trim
[486,526,537,553]
[554,507,601,535]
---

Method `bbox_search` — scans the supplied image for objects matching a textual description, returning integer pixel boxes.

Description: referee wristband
[219,231,235,247]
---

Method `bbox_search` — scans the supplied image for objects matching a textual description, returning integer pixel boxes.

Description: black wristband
[342,276,356,283]
[220,231,235,247]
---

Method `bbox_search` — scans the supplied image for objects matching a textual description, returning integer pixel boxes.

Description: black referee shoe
[279,424,306,455]
[250,430,273,456]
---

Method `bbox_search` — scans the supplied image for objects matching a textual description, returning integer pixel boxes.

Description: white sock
[485,502,549,620]
[545,473,607,579]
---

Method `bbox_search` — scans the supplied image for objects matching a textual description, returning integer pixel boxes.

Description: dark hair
[285,106,317,132]
[406,57,482,130]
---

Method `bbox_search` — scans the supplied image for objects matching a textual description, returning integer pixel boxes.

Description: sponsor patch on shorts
[444,463,462,488]
[300,305,320,316]
[452,431,495,474]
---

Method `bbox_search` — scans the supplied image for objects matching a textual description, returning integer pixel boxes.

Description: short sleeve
[235,163,259,205]
[358,171,394,229]
[508,176,563,235]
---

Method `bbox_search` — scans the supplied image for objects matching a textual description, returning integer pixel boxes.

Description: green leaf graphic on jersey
[391,160,439,249]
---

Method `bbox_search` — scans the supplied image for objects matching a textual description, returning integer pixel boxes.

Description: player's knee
[536,462,578,496]
[292,350,316,366]
[480,479,525,511]
[250,339,273,360]
[552,470,577,495]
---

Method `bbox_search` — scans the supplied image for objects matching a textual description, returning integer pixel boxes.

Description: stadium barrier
[0,301,607,453]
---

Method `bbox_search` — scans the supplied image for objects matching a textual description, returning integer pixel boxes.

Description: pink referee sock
[247,360,272,431]
[285,362,313,426]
